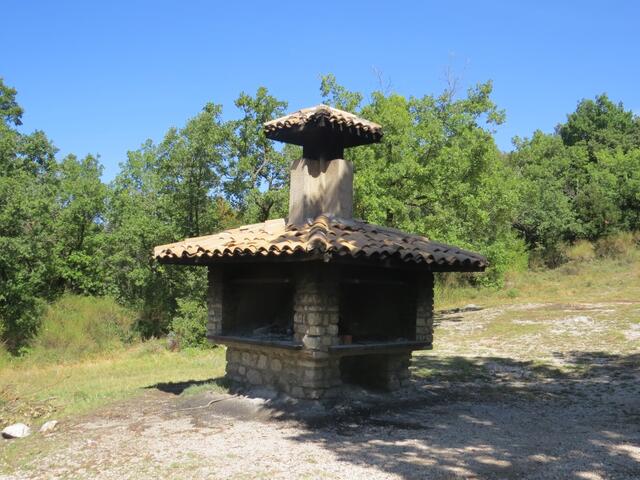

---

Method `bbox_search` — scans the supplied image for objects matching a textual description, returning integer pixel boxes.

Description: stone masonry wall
[225,345,307,397]
[415,272,434,344]
[290,268,341,398]
[293,268,340,399]
[225,345,342,400]
[206,267,223,337]
[293,269,339,353]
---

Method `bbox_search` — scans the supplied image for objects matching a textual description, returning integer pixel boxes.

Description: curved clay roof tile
[153,215,488,271]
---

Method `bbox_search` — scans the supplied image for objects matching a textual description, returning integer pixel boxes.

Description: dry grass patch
[436,250,640,310]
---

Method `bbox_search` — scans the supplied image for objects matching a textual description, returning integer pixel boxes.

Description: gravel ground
[2,304,639,480]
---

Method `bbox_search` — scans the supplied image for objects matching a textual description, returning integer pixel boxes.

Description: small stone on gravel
[39,420,58,434]
[2,423,32,439]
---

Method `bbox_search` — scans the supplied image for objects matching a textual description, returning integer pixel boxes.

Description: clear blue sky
[3,1,639,181]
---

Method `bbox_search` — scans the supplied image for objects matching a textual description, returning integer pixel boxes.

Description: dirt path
[3,303,639,480]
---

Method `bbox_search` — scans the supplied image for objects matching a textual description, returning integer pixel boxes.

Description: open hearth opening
[338,266,417,344]
[222,264,294,341]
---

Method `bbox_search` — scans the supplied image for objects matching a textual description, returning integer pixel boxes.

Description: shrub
[506,288,519,298]
[30,295,138,361]
[565,240,596,263]
[0,344,12,370]
[527,242,569,269]
[476,237,529,288]
[558,263,581,276]
[595,232,637,259]
[169,299,209,349]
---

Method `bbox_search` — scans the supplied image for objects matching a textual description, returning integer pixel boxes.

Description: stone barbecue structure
[154,105,487,399]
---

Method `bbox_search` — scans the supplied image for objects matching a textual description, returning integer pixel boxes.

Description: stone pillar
[293,268,339,351]
[383,353,412,389]
[206,266,223,337]
[415,272,434,344]
[292,268,341,398]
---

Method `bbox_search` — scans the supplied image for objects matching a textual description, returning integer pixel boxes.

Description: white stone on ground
[39,420,58,434]
[2,423,31,439]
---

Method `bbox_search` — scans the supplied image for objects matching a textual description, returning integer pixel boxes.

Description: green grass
[412,355,491,382]
[435,249,640,310]
[1,294,229,426]
[0,341,226,426]
[181,377,230,396]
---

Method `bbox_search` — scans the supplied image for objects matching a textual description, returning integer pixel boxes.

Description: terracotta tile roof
[263,105,383,147]
[154,215,487,271]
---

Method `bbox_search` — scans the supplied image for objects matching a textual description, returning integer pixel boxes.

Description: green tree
[559,94,640,157]
[227,87,293,223]
[107,142,199,336]
[598,148,640,231]
[157,103,230,237]
[54,154,108,294]
[0,79,59,349]
[0,77,23,126]
[105,104,236,336]
[509,132,579,260]
[320,76,526,285]
[512,94,640,259]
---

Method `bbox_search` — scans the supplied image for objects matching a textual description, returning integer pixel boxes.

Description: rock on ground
[1,423,31,439]
[39,421,58,434]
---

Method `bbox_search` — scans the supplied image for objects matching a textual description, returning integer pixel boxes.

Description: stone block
[247,369,262,385]
[303,388,325,400]
[308,326,325,335]
[305,312,323,326]
[257,354,268,369]
[242,352,257,367]
[270,358,282,372]
[321,336,334,346]
[303,368,324,381]
[303,335,324,350]
[308,350,330,360]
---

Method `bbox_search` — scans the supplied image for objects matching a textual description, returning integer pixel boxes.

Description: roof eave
[154,251,488,272]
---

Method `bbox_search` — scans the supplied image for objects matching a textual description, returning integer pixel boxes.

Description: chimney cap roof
[264,104,382,148]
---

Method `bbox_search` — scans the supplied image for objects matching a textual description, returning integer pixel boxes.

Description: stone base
[225,345,341,400]
[225,345,412,400]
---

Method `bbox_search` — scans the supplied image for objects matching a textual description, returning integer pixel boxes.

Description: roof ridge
[264,104,382,132]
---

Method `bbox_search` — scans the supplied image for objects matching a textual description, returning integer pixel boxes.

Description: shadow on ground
[290,351,640,479]
[144,351,640,479]
[146,377,228,395]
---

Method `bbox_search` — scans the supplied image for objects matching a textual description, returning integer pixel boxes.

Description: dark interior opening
[339,355,394,390]
[222,265,294,340]
[339,267,417,344]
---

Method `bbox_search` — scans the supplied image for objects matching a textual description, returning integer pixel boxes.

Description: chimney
[264,105,382,225]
